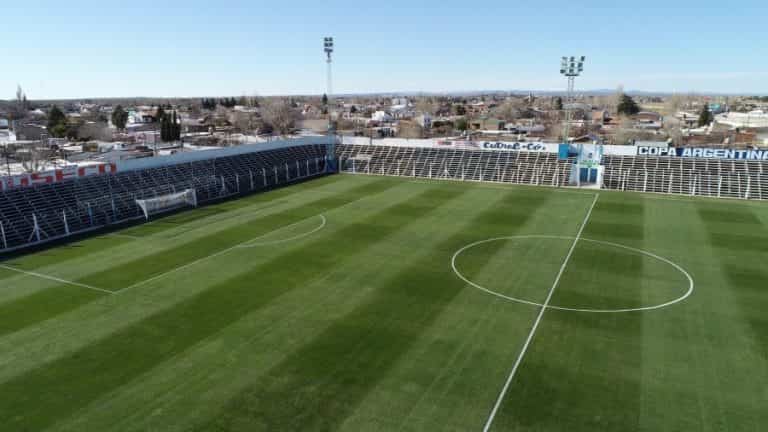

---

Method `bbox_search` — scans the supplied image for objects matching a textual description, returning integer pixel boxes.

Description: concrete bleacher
[0,144,327,252]
[602,154,768,200]
[337,144,574,187]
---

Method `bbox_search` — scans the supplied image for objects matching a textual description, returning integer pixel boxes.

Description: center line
[482,193,599,432]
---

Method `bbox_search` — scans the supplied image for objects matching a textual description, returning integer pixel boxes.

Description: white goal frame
[136,189,198,220]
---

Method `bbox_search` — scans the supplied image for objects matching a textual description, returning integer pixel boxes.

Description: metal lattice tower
[560,56,585,146]
[324,37,336,172]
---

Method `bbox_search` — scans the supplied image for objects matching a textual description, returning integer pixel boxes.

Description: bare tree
[247,93,261,108]
[415,97,437,116]
[492,98,527,122]
[664,94,684,115]
[662,118,682,145]
[213,106,231,127]
[78,122,113,141]
[19,143,53,173]
[397,120,424,139]
[261,99,299,136]
[612,116,657,145]
[546,122,564,141]
[612,116,635,145]
[230,111,257,134]
[10,85,28,121]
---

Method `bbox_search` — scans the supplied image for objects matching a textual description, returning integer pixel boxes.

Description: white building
[371,111,393,122]
[0,130,16,144]
[415,113,432,129]
[715,111,768,128]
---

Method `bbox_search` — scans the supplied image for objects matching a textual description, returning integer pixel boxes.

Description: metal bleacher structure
[602,154,768,200]
[0,144,327,252]
[336,144,575,186]
[337,140,768,202]
[3,135,767,254]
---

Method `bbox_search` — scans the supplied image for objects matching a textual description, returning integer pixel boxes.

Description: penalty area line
[482,192,599,432]
[237,215,327,248]
[118,213,328,294]
[0,264,116,295]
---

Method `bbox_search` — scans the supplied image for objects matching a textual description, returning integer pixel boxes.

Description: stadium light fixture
[324,37,334,61]
[560,56,585,77]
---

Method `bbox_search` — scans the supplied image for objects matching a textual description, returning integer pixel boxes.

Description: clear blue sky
[2,0,767,99]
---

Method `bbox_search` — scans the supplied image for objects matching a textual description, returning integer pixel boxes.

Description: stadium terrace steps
[602,154,768,200]
[0,145,327,253]
[336,144,575,187]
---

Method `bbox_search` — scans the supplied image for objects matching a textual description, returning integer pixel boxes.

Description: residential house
[634,112,663,130]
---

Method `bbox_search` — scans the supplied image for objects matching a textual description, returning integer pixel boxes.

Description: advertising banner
[636,146,768,160]
[0,163,117,191]
[437,140,559,153]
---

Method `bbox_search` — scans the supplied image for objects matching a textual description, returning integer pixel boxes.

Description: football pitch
[0,174,766,431]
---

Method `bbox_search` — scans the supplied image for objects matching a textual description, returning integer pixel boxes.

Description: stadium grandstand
[0,140,326,252]
[2,136,768,253]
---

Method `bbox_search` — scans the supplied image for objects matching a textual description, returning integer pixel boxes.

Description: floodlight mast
[324,37,336,172]
[560,56,585,147]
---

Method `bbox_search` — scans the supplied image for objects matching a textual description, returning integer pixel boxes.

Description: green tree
[455,118,468,131]
[201,98,217,110]
[155,106,165,123]
[47,105,67,136]
[322,93,328,106]
[172,110,181,140]
[160,111,181,142]
[616,94,640,116]
[111,105,128,131]
[50,123,69,138]
[698,104,713,127]
[454,104,466,116]
[218,97,237,108]
[160,113,169,141]
[554,96,563,110]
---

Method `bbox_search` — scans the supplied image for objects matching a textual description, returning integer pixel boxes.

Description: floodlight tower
[324,37,336,172]
[559,56,585,145]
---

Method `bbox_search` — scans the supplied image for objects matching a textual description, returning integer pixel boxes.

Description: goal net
[136,189,197,220]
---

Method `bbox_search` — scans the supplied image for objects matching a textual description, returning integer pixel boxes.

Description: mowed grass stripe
[491,195,647,431]
[634,198,744,429]
[194,191,553,431]
[0,286,103,339]
[0,177,396,339]
[0,183,466,432]
[696,203,768,362]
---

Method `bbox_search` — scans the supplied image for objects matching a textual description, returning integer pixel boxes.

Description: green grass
[0,174,766,431]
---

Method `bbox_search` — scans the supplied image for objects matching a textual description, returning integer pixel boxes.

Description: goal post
[136,189,198,220]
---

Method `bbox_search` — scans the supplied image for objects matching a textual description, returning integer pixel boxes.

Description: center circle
[451,235,694,313]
